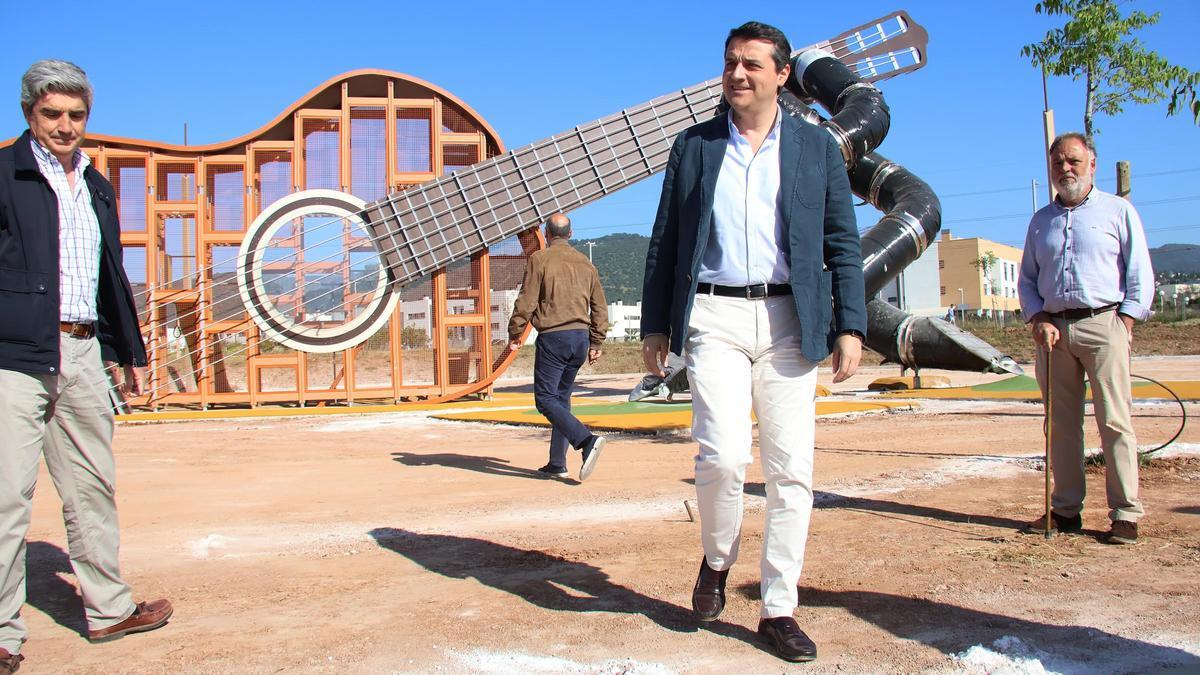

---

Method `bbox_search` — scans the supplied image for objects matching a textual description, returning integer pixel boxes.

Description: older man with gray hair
[0,60,172,673]
[1018,131,1155,545]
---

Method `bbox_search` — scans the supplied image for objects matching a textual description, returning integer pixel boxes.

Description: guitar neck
[362,11,925,286]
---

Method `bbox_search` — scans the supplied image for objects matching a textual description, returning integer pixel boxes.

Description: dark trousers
[533,329,591,467]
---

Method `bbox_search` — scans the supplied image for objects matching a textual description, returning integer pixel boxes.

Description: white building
[876,241,945,316]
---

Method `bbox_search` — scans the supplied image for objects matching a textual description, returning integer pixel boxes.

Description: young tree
[971,251,1003,325]
[1022,0,1199,137]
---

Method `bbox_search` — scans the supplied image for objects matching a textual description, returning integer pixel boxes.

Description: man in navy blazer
[640,22,865,662]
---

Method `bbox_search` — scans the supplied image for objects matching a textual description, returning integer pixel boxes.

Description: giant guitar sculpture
[0,11,1014,410]
[236,10,1017,406]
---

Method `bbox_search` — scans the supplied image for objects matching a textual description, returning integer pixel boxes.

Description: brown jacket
[508,238,608,347]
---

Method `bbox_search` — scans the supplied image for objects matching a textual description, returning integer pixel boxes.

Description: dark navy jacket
[0,130,147,375]
[640,112,866,364]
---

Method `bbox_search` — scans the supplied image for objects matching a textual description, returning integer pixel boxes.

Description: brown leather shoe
[758,616,818,662]
[88,599,174,642]
[0,648,22,675]
[691,557,729,622]
[1022,511,1082,535]
[1106,519,1138,545]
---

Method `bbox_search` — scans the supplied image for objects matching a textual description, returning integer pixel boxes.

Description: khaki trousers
[1035,310,1143,523]
[0,334,134,654]
[686,294,817,619]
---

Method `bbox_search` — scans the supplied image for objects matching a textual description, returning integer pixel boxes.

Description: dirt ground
[17,356,1200,673]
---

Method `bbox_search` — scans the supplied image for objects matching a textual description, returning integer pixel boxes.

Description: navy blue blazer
[640,111,866,364]
[0,130,147,375]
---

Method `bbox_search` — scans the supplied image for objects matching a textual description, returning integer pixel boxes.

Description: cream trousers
[685,293,817,618]
[0,334,135,653]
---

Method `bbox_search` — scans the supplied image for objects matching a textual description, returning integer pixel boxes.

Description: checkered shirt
[31,138,102,323]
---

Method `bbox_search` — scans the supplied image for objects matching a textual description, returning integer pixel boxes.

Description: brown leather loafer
[691,557,729,622]
[88,599,174,642]
[758,616,818,662]
[1022,511,1082,535]
[1106,519,1138,545]
[0,648,22,675]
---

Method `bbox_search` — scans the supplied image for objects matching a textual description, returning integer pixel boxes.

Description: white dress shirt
[697,108,790,286]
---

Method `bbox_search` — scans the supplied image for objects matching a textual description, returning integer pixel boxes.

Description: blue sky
[3,0,1197,249]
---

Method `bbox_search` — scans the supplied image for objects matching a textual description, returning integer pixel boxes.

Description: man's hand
[588,348,602,365]
[106,362,147,397]
[509,339,523,352]
[125,365,146,396]
[1031,312,1059,351]
[642,334,669,377]
[831,333,862,384]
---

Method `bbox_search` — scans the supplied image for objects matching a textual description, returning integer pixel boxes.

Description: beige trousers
[686,294,818,619]
[0,334,135,654]
[1035,310,1143,523]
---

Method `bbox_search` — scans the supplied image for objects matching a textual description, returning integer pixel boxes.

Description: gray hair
[21,59,93,116]
[1049,132,1096,158]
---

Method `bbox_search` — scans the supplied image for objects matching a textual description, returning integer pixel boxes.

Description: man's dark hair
[725,21,792,72]
[545,213,571,239]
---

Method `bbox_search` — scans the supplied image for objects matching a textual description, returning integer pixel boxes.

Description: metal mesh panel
[208,331,249,393]
[440,101,479,134]
[254,150,292,215]
[442,144,479,175]
[207,245,244,321]
[354,324,392,389]
[206,165,245,232]
[399,275,436,386]
[156,162,196,201]
[256,358,298,393]
[350,107,387,201]
[155,303,199,393]
[447,325,482,385]
[306,352,346,392]
[303,118,340,190]
[446,256,481,315]
[122,245,150,324]
[158,214,197,290]
[108,157,147,232]
[488,231,537,371]
[396,108,432,173]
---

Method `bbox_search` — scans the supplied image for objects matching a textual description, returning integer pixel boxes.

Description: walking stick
[1043,346,1054,540]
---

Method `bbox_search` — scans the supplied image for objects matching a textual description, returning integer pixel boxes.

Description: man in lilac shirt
[1017,132,1154,545]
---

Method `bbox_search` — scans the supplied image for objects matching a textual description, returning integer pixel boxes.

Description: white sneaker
[579,435,606,481]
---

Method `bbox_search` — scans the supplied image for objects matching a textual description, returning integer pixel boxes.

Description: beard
[1055,175,1090,204]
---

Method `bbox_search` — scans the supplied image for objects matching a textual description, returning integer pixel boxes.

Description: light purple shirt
[697,108,790,286]
[1018,187,1154,322]
[30,139,102,323]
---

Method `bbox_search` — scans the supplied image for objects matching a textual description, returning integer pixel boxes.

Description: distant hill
[572,233,650,304]
[1150,244,1200,276]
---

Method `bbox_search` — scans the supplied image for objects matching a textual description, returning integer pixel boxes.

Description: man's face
[1050,137,1095,206]
[722,38,789,118]
[25,91,88,165]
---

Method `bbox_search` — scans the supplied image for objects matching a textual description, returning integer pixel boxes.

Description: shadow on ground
[391,452,577,484]
[25,541,86,637]
[369,528,767,649]
[802,587,1200,671]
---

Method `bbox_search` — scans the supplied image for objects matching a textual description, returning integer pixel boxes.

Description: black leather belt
[60,322,96,339]
[696,282,792,299]
[1048,303,1118,320]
